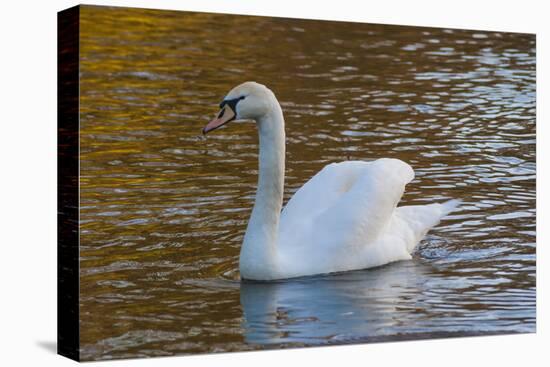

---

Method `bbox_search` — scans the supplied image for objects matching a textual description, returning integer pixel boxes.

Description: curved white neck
[240,99,285,280]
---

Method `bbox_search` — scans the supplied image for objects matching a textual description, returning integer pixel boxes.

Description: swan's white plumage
[278,159,458,278]
[206,82,460,280]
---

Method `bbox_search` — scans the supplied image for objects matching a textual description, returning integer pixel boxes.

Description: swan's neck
[240,101,285,280]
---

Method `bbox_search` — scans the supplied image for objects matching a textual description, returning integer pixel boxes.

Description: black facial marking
[217,108,225,118]
[219,95,245,110]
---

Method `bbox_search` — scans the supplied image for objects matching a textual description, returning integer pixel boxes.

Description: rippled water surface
[77,6,536,360]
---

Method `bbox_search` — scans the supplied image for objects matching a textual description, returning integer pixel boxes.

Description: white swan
[202,81,459,281]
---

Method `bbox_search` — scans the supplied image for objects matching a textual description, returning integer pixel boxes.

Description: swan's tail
[395,199,461,252]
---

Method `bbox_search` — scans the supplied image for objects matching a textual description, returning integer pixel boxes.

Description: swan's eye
[220,95,246,110]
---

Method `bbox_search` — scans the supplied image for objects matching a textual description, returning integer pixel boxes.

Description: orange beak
[202,104,236,134]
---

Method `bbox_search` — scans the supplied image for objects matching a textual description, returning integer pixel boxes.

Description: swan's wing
[311,158,414,249]
[280,158,414,251]
[277,158,458,277]
[280,160,369,232]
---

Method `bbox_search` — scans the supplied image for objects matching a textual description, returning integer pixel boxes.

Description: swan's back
[280,158,413,242]
[278,158,457,278]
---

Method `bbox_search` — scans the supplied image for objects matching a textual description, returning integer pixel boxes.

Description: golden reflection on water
[78,5,535,360]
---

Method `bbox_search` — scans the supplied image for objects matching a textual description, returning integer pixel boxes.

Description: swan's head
[202,81,274,134]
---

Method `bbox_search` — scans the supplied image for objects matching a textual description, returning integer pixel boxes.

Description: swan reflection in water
[240,260,433,346]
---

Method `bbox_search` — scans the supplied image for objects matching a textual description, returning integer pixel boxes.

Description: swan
[202,81,459,281]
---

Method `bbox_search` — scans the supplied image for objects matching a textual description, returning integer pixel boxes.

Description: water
[77,6,536,360]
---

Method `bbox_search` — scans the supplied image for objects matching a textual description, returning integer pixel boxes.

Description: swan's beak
[202,105,236,134]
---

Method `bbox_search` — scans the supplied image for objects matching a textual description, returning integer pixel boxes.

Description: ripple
[78,8,536,360]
